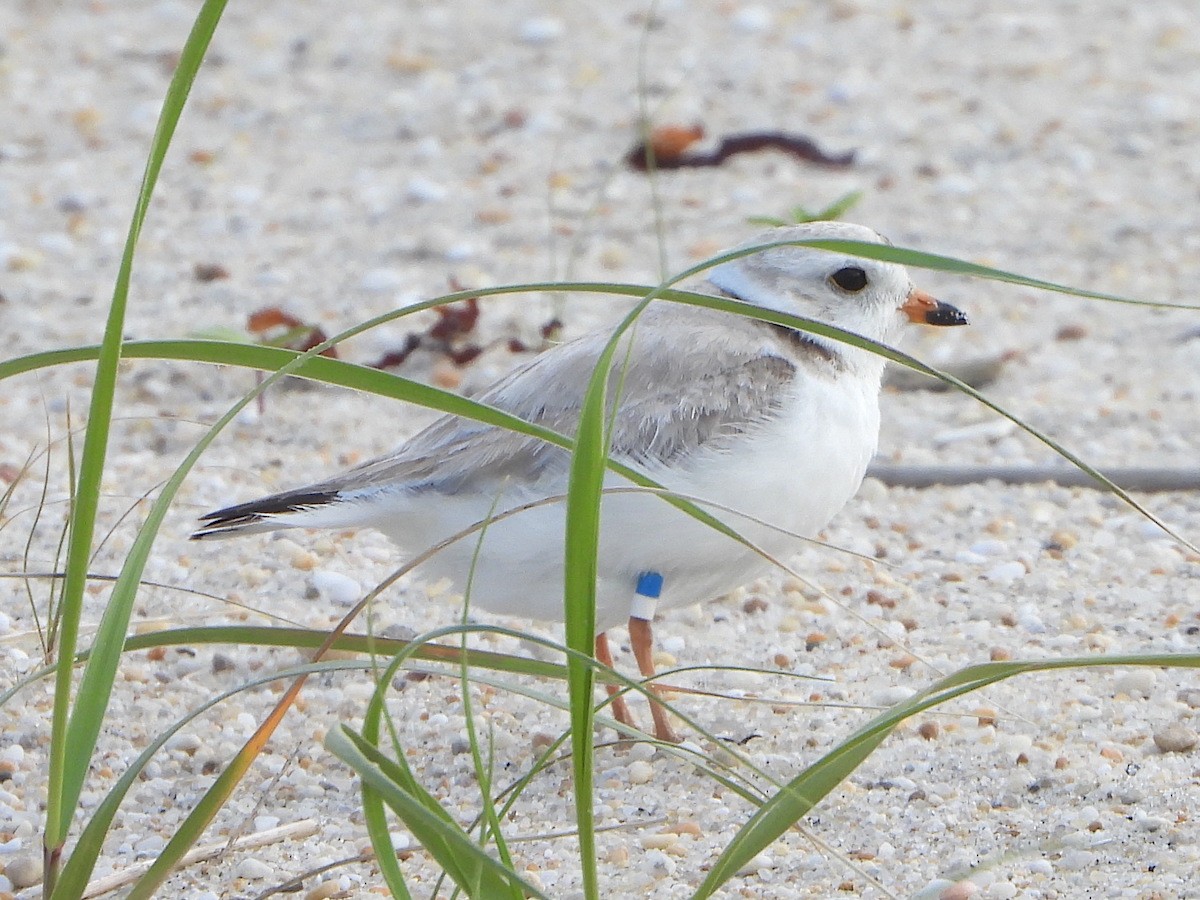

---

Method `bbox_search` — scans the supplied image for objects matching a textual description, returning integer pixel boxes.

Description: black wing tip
[192,489,339,539]
[198,489,341,521]
[190,518,259,540]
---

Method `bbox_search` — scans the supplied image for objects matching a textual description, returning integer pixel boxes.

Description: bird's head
[706,221,967,357]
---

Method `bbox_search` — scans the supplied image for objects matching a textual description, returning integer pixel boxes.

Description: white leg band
[630,593,658,622]
[631,571,663,621]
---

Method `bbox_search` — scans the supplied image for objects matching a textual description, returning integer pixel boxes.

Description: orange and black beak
[902,289,968,327]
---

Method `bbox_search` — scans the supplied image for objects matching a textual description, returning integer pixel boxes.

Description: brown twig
[626,128,854,171]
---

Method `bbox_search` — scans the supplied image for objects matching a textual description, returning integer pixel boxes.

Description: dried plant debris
[369,332,425,370]
[506,317,563,355]
[368,284,483,369]
[193,262,230,282]
[246,306,338,358]
[427,294,480,343]
[626,124,855,171]
[632,123,706,166]
[368,279,562,372]
[487,316,562,359]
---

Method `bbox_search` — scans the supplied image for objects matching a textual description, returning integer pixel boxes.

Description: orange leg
[595,632,636,732]
[628,616,681,744]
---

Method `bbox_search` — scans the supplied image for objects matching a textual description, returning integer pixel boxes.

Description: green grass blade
[9,319,1189,562]
[0,625,569,713]
[353,566,517,900]
[556,250,735,892]
[561,353,606,898]
[327,726,546,899]
[692,653,1200,898]
[122,712,287,898]
[360,777,413,900]
[799,238,1200,309]
[120,618,352,899]
[132,626,566,676]
[51,660,363,897]
[457,515,521,879]
[42,0,229,886]
[6,286,1189,569]
[557,266,697,897]
[818,190,865,221]
[0,337,766,554]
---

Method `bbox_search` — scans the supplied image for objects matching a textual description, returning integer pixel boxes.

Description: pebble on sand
[1153,722,1199,754]
[516,17,565,45]
[308,570,363,607]
[627,760,654,785]
[237,858,274,880]
[5,855,42,889]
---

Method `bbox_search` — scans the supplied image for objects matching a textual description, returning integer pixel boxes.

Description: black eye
[830,266,868,292]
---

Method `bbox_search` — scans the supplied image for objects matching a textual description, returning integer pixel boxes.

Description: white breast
[377,368,881,633]
[590,368,880,623]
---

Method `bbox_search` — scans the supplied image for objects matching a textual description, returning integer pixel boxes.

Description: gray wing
[194,306,797,536]
[333,305,797,495]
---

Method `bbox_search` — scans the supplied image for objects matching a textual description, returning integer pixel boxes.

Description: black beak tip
[926,302,969,327]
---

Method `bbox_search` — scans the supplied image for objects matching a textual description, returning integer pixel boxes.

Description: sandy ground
[2,1,1200,897]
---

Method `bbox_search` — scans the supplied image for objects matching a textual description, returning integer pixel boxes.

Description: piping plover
[194,221,967,741]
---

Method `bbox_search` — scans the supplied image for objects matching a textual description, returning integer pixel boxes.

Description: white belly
[377,375,879,632]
